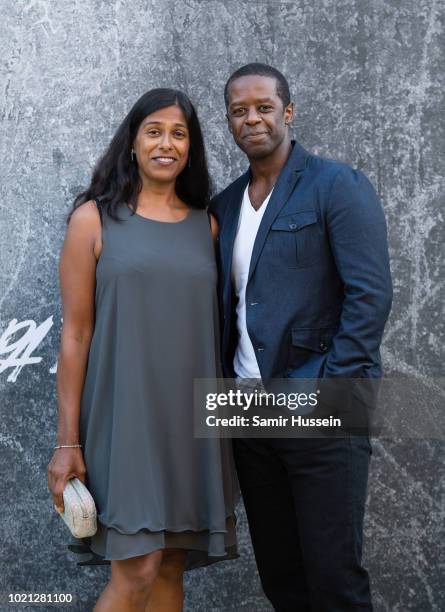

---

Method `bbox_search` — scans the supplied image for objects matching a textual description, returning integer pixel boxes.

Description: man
[209,63,393,611]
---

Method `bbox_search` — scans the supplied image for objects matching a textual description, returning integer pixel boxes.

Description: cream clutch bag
[56,477,97,538]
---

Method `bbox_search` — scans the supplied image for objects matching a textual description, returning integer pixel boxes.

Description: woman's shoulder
[69,200,102,226]
[67,200,103,260]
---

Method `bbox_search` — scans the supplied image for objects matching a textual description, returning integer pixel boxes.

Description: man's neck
[249,138,293,185]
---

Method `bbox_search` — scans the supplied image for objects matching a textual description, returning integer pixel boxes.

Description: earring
[188,155,191,168]
[131,149,135,161]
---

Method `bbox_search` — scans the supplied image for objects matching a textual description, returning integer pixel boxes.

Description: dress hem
[68,514,238,571]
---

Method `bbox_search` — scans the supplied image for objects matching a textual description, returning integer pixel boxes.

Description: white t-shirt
[232,184,274,379]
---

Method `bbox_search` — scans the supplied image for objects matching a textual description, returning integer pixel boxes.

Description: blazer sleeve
[323,166,393,378]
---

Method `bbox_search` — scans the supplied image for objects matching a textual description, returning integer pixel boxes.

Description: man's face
[226,75,293,159]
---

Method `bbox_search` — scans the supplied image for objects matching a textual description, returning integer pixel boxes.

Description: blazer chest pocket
[270,210,320,268]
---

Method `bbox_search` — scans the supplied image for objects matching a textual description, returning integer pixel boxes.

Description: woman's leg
[145,549,187,612]
[94,550,163,612]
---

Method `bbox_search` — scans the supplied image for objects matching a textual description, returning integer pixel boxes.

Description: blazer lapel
[219,170,250,303]
[247,141,309,283]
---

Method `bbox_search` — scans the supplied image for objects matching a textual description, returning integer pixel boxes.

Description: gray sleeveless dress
[67,203,239,570]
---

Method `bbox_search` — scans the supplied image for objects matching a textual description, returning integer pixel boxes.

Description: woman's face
[132,105,190,184]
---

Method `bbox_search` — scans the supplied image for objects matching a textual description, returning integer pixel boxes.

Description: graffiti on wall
[0,317,57,382]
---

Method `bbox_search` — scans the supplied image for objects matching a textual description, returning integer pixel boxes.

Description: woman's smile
[151,156,177,165]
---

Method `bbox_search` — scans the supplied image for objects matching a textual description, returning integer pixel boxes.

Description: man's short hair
[224,63,291,108]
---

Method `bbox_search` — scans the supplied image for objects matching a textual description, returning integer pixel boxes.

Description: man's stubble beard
[238,138,281,161]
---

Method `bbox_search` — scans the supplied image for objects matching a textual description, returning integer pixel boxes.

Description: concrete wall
[1,1,444,610]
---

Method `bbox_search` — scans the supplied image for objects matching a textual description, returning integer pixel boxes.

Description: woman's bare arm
[48,200,101,511]
[56,200,101,442]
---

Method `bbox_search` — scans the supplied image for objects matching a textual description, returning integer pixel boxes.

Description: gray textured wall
[1,1,444,611]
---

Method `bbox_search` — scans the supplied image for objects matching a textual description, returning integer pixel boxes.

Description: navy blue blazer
[209,141,393,383]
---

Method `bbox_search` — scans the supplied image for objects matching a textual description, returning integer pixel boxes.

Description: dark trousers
[233,436,373,612]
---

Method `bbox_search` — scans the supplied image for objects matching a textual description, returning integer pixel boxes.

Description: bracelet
[54,444,82,449]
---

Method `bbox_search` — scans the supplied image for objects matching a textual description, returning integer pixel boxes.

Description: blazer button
[320,343,327,351]
[257,347,265,352]
[289,223,297,229]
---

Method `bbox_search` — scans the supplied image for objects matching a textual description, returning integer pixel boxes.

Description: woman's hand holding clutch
[47,447,87,514]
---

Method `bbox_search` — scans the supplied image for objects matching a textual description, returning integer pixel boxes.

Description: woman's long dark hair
[68,89,212,223]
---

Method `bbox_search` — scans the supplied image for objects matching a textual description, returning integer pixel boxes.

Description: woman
[47,89,238,611]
